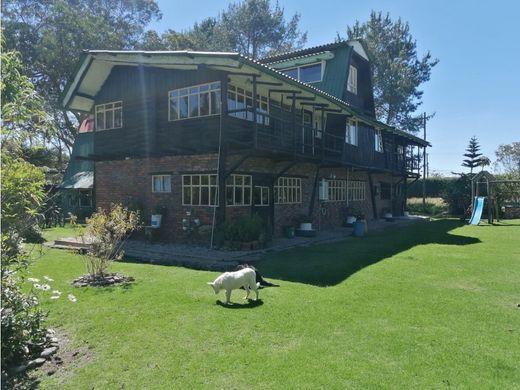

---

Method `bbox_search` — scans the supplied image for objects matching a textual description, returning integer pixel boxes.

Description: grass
[27,219,520,389]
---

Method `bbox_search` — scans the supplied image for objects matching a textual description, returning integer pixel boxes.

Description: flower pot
[299,222,313,231]
[346,216,357,225]
[151,214,162,228]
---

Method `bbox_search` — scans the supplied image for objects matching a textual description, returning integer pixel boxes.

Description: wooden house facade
[61,41,428,241]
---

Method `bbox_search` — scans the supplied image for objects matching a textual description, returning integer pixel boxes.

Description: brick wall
[95,154,405,242]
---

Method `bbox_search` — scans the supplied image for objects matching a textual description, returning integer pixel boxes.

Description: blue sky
[150,0,520,176]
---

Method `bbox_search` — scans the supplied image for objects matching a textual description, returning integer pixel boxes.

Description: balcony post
[252,75,258,148]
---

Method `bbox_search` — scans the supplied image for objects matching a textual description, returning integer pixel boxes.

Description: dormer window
[281,63,323,83]
[95,101,122,131]
[347,65,358,94]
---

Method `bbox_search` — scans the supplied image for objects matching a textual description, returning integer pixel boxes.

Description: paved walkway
[121,216,428,271]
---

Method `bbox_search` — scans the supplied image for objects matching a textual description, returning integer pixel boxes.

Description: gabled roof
[61,49,428,147]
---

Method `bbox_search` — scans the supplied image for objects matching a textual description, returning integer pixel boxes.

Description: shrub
[83,204,140,276]
[223,214,264,243]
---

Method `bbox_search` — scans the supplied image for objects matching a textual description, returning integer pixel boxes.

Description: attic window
[347,65,358,94]
[280,63,323,83]
[95,101,122,131]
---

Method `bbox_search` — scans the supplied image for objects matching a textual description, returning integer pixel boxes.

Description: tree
[345,11,438,133]
[495,142,520,175]
[2,0,162,153]
[462,136,483,174]
[139,0,307,58]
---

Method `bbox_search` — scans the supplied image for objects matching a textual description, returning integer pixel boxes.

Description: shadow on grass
[256,219,481,287]
[216,299,264,309]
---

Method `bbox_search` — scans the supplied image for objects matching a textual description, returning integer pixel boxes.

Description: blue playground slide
[469,197,485,225]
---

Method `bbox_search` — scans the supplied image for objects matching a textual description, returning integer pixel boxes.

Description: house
[61,40,428,241]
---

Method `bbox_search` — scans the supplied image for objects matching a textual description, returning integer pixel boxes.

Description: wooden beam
[256,81,283,86]
[224,155,251,179]
[267,89,302,94]
[286,96,316,101]
[75,92,95,100]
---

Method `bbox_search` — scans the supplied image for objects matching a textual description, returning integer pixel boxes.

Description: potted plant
[151,204,166,228]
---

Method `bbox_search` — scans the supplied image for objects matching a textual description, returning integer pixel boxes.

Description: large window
[281,63,323,83]
[253,186,270,206]
[168,82,221,121]
[226,174,252,206]
[348,181,366,201]
[95,101,122,130]
[327,180,346,201]
[152,175,172,193]
[182,174,218,206]
[346,120,358,146]
[347,65,358,94]
[275,177,302,204]
[375,129,384,152]
[227,85,269,125]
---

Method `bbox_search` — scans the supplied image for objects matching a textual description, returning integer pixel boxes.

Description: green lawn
[29,219,520,389]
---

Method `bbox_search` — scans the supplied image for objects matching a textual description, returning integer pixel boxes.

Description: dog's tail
[256,282,260,289]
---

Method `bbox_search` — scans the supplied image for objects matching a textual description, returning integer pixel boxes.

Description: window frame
[152,174,172,193]
[226,174,252,206]
[345,120,358,146]
[347,65,358,94]
[168,81,221,122]
[95,101,123,131]
[274,177,302,204]
[182,174,218,206]
[375,129,384,153]
[348,180,366,201]
[326,179,347,202]
[227,84,269,125]
[253,186,270,206]
[280,61,324,83]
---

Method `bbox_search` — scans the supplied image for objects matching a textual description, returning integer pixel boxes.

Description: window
[227,85,269,125]
[345,120,358,146]
[253,186,270,206]
[95,101,122,130]
[327,180,346,201]
[275,177,302,204]
[152,175,172,193]
[169,82,221,121]
[375,129,384,152]
[348,181,366,201]
[182,174,218,206]
[226,174,252,206]
[69,190,93,207]
[347,65,357,94]
[397,145,404,161]
[380,183,392,200]
[281,63,323,83]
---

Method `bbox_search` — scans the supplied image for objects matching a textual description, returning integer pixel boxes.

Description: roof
[58,171,93,189]
[61,49,428,147]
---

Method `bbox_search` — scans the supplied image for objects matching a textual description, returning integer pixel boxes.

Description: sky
[149,0,520,176]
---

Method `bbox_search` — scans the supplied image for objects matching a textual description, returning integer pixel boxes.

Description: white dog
[208,267,260,304]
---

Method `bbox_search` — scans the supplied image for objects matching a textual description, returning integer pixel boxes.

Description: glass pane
[189,94,199,117]
[201,186,209,205]
[201,175,209,185]
[210,187,217,205]
[226,187,234,205]
[179,88,188,96]
[210,175,216,185]
[262,188,269,204]
[199,84,209,92]
[105,110,114,129]
[114,101,122,108]
[200,92,209,116]
[192,176,200,185]
[192,186,200,205]
[211,82,220,90]
[169,90,178,98]
[179,96,189,119]
[169,97,179,120]
[164,176,171,192]
[211,91,220,114]
[96,111,105,130]
[299,64,322,83]
[236,187,243,204]
[244,187,251,205]
[282,68,298,78]
[183,176,190,185]
[190,87,198,94]
[114,108,122,127]
[153,177,160,192]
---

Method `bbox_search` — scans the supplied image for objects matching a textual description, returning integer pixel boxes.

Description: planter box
[299,222,313,231]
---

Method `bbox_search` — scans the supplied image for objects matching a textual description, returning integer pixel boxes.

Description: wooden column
[217,77,228,224]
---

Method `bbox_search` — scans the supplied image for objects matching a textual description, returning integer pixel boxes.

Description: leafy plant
[83,204,140,276]
[223,214,264,243]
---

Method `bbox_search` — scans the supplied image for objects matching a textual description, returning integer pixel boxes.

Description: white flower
[52,290,62,295]
[50,295,60,300]
[32,296,39,305]
[68,294,77,303]
[28,278,40,283]
[43,276,54,282]
[33,283,42,289]
[41,284,51,291]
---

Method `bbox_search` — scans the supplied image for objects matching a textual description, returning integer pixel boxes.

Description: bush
[223,214,264,243]
[406,198,448,216]
[83,204,140,276]
[441,174,472,215]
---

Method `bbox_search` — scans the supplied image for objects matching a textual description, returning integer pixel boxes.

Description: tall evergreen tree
[462,136,483,174]
[344,11,438,133]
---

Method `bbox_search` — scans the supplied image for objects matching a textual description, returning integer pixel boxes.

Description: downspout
[368,172,378,220]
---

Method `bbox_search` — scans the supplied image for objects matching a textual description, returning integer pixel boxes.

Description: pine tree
[462,136,483,174]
